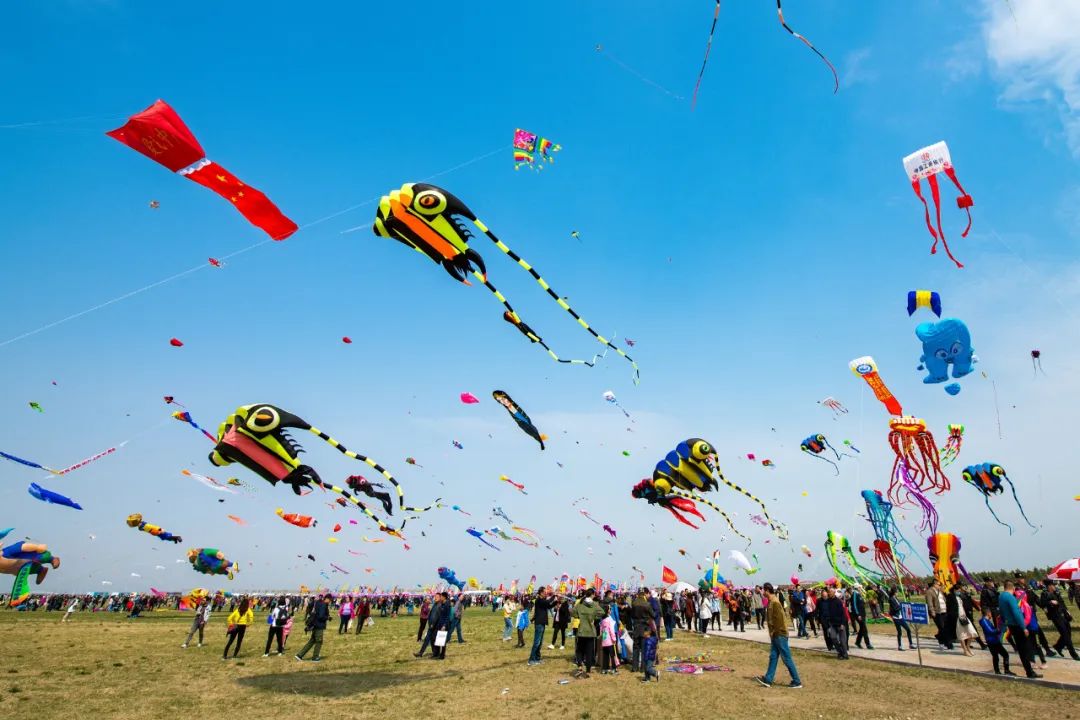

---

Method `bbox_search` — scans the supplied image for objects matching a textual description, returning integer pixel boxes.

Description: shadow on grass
[237,670,453,697]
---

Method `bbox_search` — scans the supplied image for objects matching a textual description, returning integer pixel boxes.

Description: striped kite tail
[671,489,751,545]
[777,0,839,94]
[718,471,787,539]
[474,220,640,384]
[315,483,389,533]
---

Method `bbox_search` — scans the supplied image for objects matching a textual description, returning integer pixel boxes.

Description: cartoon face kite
[1,538,60,607]
[915,318,975,386]
[492,391,545,449]
[187,547,236,580]
[902,141,973,268]
[126,513,182,544]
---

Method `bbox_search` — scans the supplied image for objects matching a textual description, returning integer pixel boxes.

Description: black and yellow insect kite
[208,404,439,532]
[373,183,639,383]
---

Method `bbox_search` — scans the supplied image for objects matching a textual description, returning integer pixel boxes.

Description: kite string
[0,144,508,349]
[597,47,685,101]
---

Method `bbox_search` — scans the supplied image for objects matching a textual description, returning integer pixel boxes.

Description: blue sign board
[900,601,929,625]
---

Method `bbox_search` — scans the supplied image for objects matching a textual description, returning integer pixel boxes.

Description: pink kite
[169,338,184,347]
[460,392,480,404]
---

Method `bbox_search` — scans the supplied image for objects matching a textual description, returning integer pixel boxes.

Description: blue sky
[1,0,1077,593]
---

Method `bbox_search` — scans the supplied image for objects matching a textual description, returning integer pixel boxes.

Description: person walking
[295,594,330,662]
[427,592,453,659]
[955,588,978,656]
[751,587,765,630]
[354,597,370,635]
[264,598,290,656]
[62,596,79,623]
[338,596,353,635]
[1043,582,1079,660]
[886,587,915,650]
[572,589,603,678]
[1000,581,1040,678]
[790,585,808,638]
[448,593,466,644]
[850,585,873,650]
[925,579,950,649]
[415,594,445,658]
[820,587,849,660]
[979,607,1013,675]
[756,582,803,688]
[223,597,254,660]
[182,596,211,648]
[640,627,660,682]
[417,596,431,642]
[529,587,553,665]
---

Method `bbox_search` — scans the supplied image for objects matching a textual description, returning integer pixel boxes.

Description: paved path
[699,623,1080,690]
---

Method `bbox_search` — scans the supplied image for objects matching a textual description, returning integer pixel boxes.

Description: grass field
[0,608,1074,720]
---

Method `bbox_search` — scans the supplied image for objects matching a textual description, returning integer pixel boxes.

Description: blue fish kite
[466,527,500,551]
[28,483,83,510]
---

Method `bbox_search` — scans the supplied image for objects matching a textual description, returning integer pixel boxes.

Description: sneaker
[640,677,650,683]
[898,646,905,651]
[559,645,565,650]
[612,669,619,675]
[197,643,203,648]
[413,653,423,658]
[756,676,772,688]
[548,644,555,650]
[295,655,304,661]
[310,658,321,662]
[866,645,874,650]
[1026,672,1043,679]
[262,654,269,658]
[788,682,803,689]
[1005,670,1017,676]
[181,644,188,649]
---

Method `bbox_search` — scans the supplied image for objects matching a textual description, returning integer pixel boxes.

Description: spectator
[756,582,802,689]
[295,594,330,662]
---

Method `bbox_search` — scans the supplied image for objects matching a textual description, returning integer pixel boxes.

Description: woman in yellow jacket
[223,597,254,659]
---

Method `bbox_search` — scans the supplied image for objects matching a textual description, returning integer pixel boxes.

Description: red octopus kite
[107,101,297,241]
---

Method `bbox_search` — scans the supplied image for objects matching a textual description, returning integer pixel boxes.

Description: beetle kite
[961,462,1037,534]
[799,433,853,475]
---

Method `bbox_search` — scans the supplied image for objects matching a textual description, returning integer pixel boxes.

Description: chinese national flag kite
[661,565,678,584]
[107,100,298,241]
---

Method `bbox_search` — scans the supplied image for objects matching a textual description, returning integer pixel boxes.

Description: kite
[842,440,860,454]
[276,509,317,527]
[404,457,421,468]
[488,526,515,542]
[172,411,217,443]
[28,483,82,510]
[342,336,352,344]
[857,545,869,553]
[1,539,59,607]
[730,550,758,575]
[360,536,383,544]
[602,524,617,539]
[333,523,342,532]
[208,257,223,268]
[511,525,540,545]
[902,141,973,268]
[466,527,501,551]
[163,396,185,408]
[107,100,298,240]
[886,417,949,504]
[1031,349,1045,377]
[799,434,853,475]
[438,566,465,590]
[818,397,847,415]
[927,532,979,591]
[625,338,636,347]
[579,509,600,525]
[603,390,631,419]
[824,530,882,587]
[180,469,237,494]
[170,338,184,347]
[799,545,812,558]
[492,390,545,449]
[209,404,437,530]
[570,230,581,242]
[227,515,246,526]
[960,463,1037,534]
[452,440,463,450]
[372,183,638,380]
[451,505,472,516]
[916,318,975,389]
[327,537,339,543]
[149,200,160,209]
[893,459,939,536]
[513,128,561,171]
[125,513,182,544]
[939,424,965,468]
[330,563,349,575]
[493,507,513,524]
[907,290,942,317]
[28,402,43,413]
[187,547,236,580]
[691,0,721,109]
[776,1,838,92]
[345,475,394,515]
[459,392,480,404]
[632,478,704,528]
[499,474,528,494]
[750,514,767,526]
[860,490,928,581]
[849,356,903,416]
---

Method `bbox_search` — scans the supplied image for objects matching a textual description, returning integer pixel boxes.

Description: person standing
[599,610,620,674]
[820,587,849,660]
[223,597,254,660]
[417,596,431,642]
[354,597,370,635]
[264,598,290,656]
[338,596,353,635]
[629,591,652,670]
[1000,581,1040,678]
[295,594,330,662]
[925,579,950,649]
[640,627,660,682]
[850,585,873,650]
[790,585,808,638]
[551,597,570,649]
[448,593,466,644]
[955,588,978,657]
[502,595,517,642]
[429,592,453,659]
[751,587,765,630]
[805,589,819,637]
[182,596,211,648]
[697,592,713,634]
[756,582,802,688]
[660,591,676,641]
[529,587,553,665]
[572,589,602,678]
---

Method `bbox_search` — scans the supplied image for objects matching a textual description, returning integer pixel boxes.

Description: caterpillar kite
[372,183,638,382]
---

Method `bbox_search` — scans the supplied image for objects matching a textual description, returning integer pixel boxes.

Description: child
[980,608,1012,675]
[640,627,660,682]
[515,601,530,648]
[599,613,619,674]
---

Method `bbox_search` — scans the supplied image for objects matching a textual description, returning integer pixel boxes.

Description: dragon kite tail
[672,489,751,545]
[473,220,640,384]
[776,0,839,94]
[717,471,787,539]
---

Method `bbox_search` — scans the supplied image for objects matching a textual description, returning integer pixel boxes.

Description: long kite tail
[982,493,1014,535]
[472,220,640,384]
[1004,479,1038,532]
[776,0,839,93]
[804,448,840,475]
[315,482,390,533]
[474,274,608,368]
[306,427,437,519]
[716,470,788,539]
[844,546,884,584]
[670,489,751,545]
[691,0,722,110]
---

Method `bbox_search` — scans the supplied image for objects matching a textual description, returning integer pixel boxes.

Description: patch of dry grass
[0,608,1073,720]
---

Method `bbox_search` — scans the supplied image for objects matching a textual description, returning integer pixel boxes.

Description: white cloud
[841,47,877,89]
[981,0,1080,155]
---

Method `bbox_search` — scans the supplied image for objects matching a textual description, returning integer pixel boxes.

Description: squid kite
[28,401,43,413]
[276,508,316,528]
[1,538,60,607]
[818,396,847,415]
[107,100,297,240]
[602,524,617,539]
[632,478,706,529]
[345,475,394,515]
[939,424,964,468]
[902,141,973,268]
[961,463,1037,534]
[603,390,631,419]
[513,129,561,171]
[1031,349,1045,377]
[860,490,928,581]
[187,547,236,580]
[893,459,939,535]
[492,391,545,449]
[209,404,437,531]
[372,183,638,381]
[492,507,513,524]
[849,356,903,416]
[886,417,948,504]
[824,530,882,587]
[126,513,182,543]
[927,532,979,591]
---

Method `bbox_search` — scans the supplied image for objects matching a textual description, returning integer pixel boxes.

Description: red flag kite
[169,338,184,347]
[661,566,678,584]
[107,100,298,241]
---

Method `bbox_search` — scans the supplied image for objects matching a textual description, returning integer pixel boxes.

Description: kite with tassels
[902,141,973,268]
[372,183,638,382]
[513,129,561,171]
